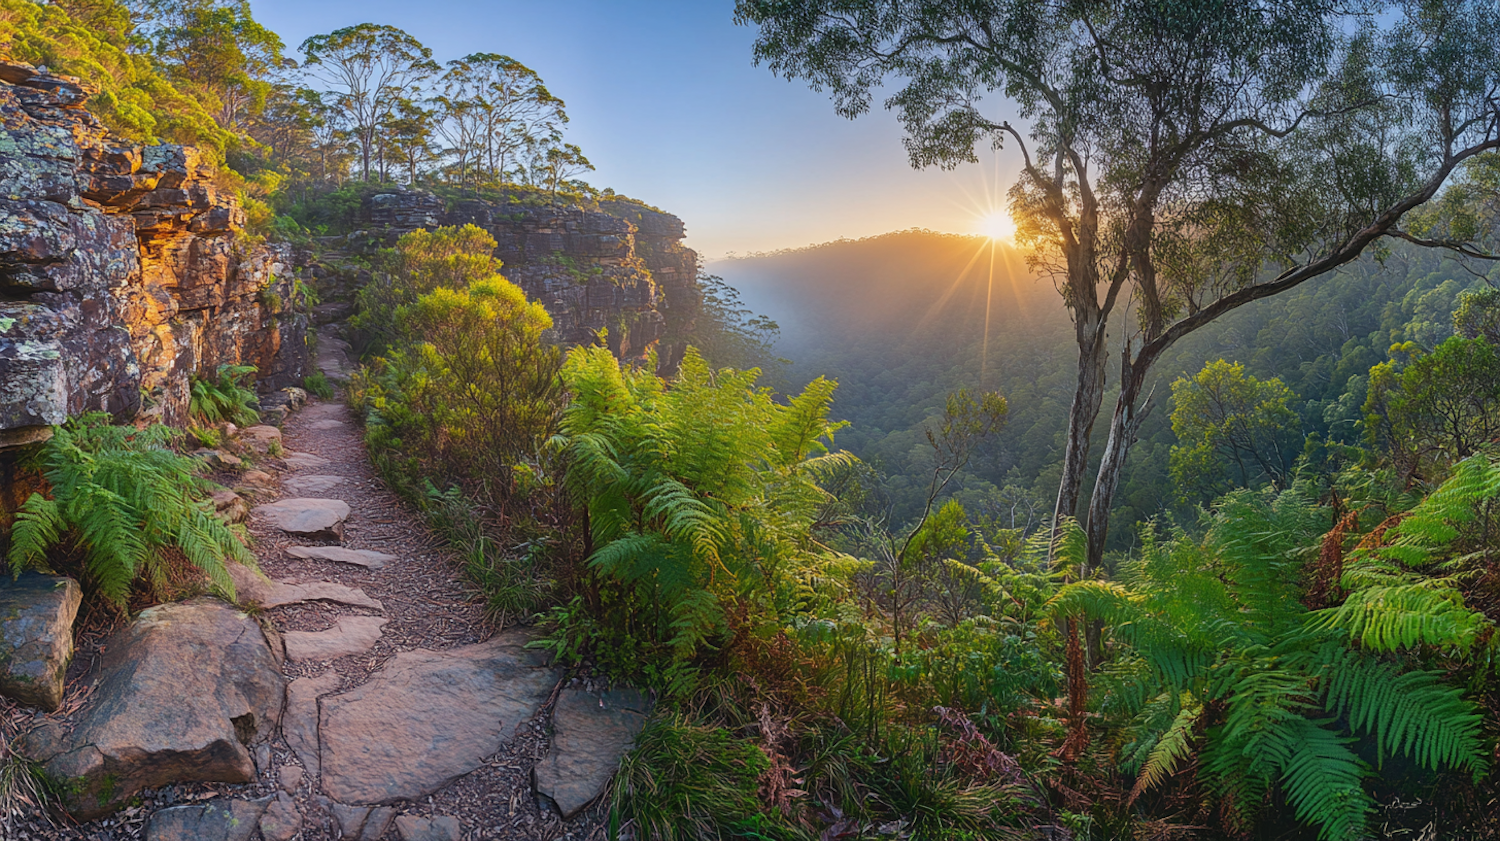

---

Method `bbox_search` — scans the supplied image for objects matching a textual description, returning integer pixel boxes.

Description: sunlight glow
[977,210,1017,242]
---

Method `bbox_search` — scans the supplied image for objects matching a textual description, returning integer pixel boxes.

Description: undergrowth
[190,364,260,427]
[5,414,254,610]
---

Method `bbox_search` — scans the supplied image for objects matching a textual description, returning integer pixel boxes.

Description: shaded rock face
[19,599,285,820]
[357,189,700,367]
[0,573,80,711]
[0,59,309,451]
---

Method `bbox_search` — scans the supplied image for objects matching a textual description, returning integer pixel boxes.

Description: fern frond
[1129,699,1200,804]
[1279,719,1372,841]
[1311,582,1485,652]
[7,493,63,575]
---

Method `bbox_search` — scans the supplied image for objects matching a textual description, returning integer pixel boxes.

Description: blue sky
[250,0,1024,258]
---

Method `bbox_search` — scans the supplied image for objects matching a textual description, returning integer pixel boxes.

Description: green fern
[190,364,261,427]
[6,414,253,610]
[557,346,847,669]
[1057,482,1489,841]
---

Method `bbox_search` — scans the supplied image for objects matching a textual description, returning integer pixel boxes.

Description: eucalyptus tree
[133,0,286,130]
[300,24,437,181]
[736,0,1500,572]
[435,53,568,186]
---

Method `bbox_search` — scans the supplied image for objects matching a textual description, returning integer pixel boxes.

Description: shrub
[351,225,502,355]
[358,276,563,505]
[6,415,254,609]
[190,364,260,427]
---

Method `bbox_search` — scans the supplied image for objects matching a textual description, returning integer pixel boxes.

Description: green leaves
[557,345,846,665]
[1062,480,1488,841]
[6,414,253,610]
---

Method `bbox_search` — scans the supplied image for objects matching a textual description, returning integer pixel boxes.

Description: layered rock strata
[0,60,309,451]
[355,188,700,366]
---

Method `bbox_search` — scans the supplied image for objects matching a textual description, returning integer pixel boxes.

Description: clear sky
[249,0,1025,259]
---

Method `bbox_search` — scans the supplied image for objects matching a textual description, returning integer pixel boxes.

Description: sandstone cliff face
[0,60,309,448]
[357,189,699,366]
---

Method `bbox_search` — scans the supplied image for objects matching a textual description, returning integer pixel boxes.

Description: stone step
[287,546,395,570]
[318,630,556,805]
[282,616,387,662]
[253,498,351,540]
[227,563,382,611]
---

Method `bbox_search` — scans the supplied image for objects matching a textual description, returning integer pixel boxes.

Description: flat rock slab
[145,796,272,841]
[284,474,347,496]
[319,630,556,805]
[254,498,350,539]
[309,418,346,430]
[284,451,331,469]
[284,616,388,662]
[287,545,395,570]
[396,814,462,841]
[0,573,80,711]
[285,671,342,778]
[535,688,649,817]
[227,563,382,611]
[20,600,284,820]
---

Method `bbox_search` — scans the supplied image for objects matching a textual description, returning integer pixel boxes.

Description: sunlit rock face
[0,60,309,449]
[358,188,700,368]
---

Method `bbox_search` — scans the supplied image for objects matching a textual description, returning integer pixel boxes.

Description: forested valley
[3,1,1500,841]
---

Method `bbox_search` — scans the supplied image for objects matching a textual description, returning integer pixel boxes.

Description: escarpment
[0,60,309,451]
[350,188,700,368]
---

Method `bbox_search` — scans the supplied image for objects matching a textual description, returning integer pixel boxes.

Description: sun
[977,210,1016,242]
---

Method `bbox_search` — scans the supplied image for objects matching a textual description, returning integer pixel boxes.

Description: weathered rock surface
[238,469,275,489]
[211,488,248,524]
[283,451,331,469]
[279,763,303,792]
[287,545,395,570]
[285,671,341,778]
[193,449,243,470]
[0,60,308,450]
[535,688,649,817]
[0,573,80,710]
[226,562,382,610]
[144,795,272,841]
[236,424,282,455]
[20,599,284,819]
[259,792,301,841]
[396,814,462,841]
[254,497,350,539]
[284,474,346,496]
[319,631,556,804]
[283,615,387,662]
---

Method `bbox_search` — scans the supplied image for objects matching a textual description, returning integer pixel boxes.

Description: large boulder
[20,599,284,820]
[318,631,556,804]
[0,573,80,711]
[535,688,649,817]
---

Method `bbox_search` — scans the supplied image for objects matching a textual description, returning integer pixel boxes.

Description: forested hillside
[715,232,1498,547]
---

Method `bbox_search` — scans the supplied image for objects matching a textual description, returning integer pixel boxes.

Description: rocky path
[8,385,645,841]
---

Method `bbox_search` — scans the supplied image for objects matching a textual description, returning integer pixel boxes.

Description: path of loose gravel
[5,391,608,841]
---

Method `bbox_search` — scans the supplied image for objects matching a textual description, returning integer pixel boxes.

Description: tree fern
[1060,481,1488,840]
[6,414,253,610]
[557,346,847,667]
